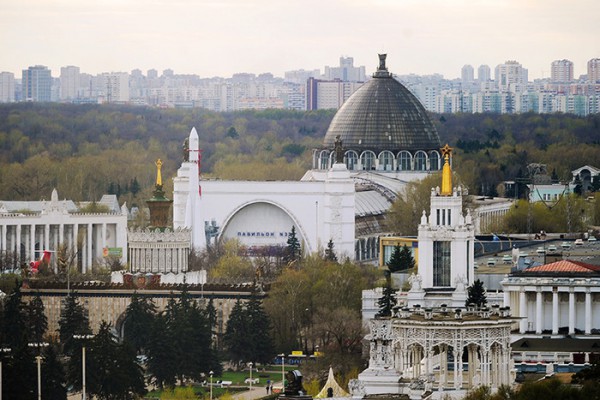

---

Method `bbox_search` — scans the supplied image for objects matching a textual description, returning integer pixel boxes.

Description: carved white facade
[355,308,516,398]
[127,227,191,273]
[173,128,356,259]
[0,189,128,271]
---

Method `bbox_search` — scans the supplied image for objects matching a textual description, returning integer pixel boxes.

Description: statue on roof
[378,54,387,71]
[334,135,344,164]
[155,159,163,187]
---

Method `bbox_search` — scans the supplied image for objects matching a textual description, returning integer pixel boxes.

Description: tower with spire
[411,144,475,307]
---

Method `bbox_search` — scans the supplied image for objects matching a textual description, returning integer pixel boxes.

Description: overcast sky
[2,0,599,80]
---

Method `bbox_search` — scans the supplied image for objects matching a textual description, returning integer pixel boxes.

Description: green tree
[123,292,157,354]
[246,293,276,364]
[324,239,338,262]
[223,298,250,366]
[284,226,302,265]
[27,292,48,345]
[41,345,68,400]
[376,274,397,318]
[386,244,415,273]
[87,321,146,400]
[58,293,92,357]
[465,279,487,308]
[146,313,177,389]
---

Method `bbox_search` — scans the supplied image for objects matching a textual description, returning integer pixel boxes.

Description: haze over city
[2,0,599,79]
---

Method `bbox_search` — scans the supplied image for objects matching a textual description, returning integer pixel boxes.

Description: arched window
[345,151,358,170]
[398,151,412,171]
[360,151,376,171]
[319,150,330,170]
[378,151,394,171]
[429,151,440,171]
[414,151,427,171]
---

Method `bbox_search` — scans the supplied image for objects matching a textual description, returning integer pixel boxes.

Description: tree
[87,321,146,400]
[41,345,67,400]
[324,239,338,262]
[223,298,251,366]
[123,292,157,354]
[284,226,302,265]
[27,292,48,345]
[146,314,178,389]
[376,274,397,318]
[386,244,415,273]
[246,293,276,364]
[465,279,487,308]
[58,293,91,357]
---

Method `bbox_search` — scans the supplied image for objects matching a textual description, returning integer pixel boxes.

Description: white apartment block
[551,59,574,82]
[0,72,15,103]
[60,66,80,100]
[98,72,130,103]
[588,58,600,83]
[495,60,528,91]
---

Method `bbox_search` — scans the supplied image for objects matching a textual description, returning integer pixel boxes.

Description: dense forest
[0,103,599,207]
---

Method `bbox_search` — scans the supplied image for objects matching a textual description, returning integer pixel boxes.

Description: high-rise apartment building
[324,56,366,82]
[0,72,15,103]
[99,72,130,103]
[22,65,52,102]
[461,65,474,84]
[588,58,600,83]
[306,77,362,110]
[60,66,81,100]
[550,59,574,82]
[495,61,528,91]
[477,65,491,82]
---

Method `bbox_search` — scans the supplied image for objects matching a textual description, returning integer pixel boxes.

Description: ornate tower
[415,145,475,306]
[146,159,173,230]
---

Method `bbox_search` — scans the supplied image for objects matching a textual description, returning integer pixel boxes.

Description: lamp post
[0,348,11,400]
[74,334,94,400]
[28,342,49,400]
[248,362,253,390]
[279,353,285,392]
[209,370,214,400]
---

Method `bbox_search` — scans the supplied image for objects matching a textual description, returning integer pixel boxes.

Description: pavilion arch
[318,150,331,170]
[360,151,376,171]
[397,151,412,171]
[378,151,394,171]
[429,150,441,171]
[345,150,359,170]
[219,200,313,253]
[414,151,428,171]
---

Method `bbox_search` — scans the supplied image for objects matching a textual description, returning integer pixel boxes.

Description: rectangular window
[441,209,446,226]
[447,209,451,226]
[436,209,440,225]
[433,241,451,287]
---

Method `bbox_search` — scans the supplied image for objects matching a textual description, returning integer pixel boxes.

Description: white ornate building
[0,189,128,271]
[127,228,190,273]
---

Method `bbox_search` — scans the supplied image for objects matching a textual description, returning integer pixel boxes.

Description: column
[86,224,93,273]
[44,224,50,252]
[102,222,107,250]
[552,290,559,335]
[503,289,510,308]
[30,224,36,261]
[15,224,21,259]
[568,289,575,335]
[536,289,543,334]
[585,290,592,335]
[59,223,64,246]
[0,224,6,252]
[519,290,527,333]
[73,223,79,271]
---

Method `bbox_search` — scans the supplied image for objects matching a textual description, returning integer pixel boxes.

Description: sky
[1,0,599,80]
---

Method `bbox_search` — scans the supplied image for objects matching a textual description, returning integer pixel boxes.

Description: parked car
[536,247,546,254]
[561,242,572,249]
[547,245,558,252]
[487,258,497,266]
[574,238,584,246]
[502,255,512,264]
[245,378,259,384]
[588,236,597,242]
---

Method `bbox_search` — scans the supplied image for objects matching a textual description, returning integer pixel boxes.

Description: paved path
[231,381,282,400]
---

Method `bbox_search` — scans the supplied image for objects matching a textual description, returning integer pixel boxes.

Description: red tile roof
[525,260,600,273]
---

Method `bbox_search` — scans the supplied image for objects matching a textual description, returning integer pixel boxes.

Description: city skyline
[1,0,599,80]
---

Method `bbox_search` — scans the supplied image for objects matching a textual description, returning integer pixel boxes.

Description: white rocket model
[184,127,206,249]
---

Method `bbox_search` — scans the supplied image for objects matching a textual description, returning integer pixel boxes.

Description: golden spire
[155,159,163,187]
[440,144,452,195]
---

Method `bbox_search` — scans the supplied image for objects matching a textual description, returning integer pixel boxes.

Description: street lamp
[248,362,253,390]
[279,353,285,392]
[74,334,94,400]
[28,342,49,400]
[209,370,214,400]
[0,348,11,400]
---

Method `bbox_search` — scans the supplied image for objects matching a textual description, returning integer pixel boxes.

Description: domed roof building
[306,54,442,184]
[302,55,444,261]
